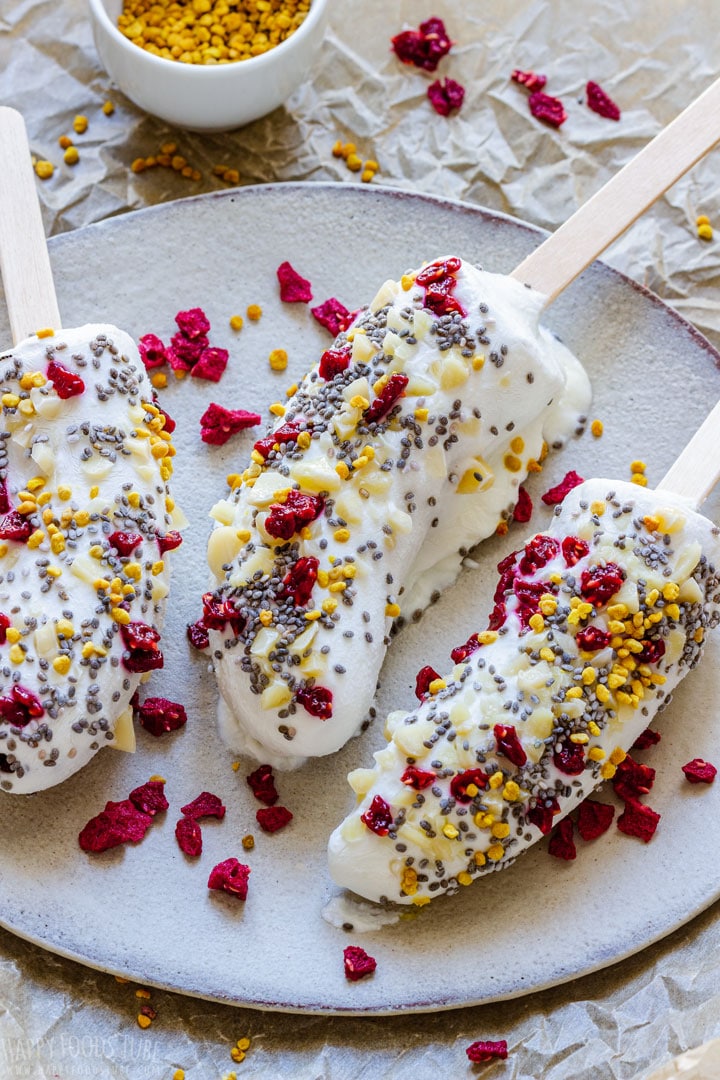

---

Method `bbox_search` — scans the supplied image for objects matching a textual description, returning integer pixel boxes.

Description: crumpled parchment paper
[1,0,720,1077]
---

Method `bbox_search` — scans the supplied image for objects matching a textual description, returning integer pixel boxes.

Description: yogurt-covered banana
[328,479,720,904]
[0,325,183,794]
[204,258,591,768]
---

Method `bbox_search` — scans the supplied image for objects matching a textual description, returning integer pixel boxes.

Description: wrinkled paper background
[1,0,720,1077]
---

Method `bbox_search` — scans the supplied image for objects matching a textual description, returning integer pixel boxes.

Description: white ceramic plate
[0,184,719,1016]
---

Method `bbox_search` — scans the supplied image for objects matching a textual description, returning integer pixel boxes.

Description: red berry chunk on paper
[176,307,211,339]
[528,90,567,127]
[200,402,262,445]
[208,858,251,900]
[128,779,169,816]
[512,69,547,91]
[577,798,615,841]
[311,297,355,336]
[256,805,293,833]
[79,799,154,853]
[181,791,226,820]
[428,77,465,116]
[541,470,584,504]
[512,485,533,523]
[632,727,662,751]
[527,797,560,835]
[246,764,279,806]
[466,1040,508,1063]
[617,796,660,842]
[343,945,377,981]
[176,816,202,857]
[548,817,576,860]
[612,755,655,802]
[682,758,717,784]
[277,260,313,303]
[192,346,229,382]
[391,17,452,72]
[137,696,187,737]
[586,80,621,120]
[138,333,168,370]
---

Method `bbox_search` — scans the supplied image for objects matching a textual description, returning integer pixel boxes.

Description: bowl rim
[87,0,329,75]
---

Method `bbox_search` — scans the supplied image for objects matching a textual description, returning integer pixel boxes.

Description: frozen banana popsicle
[204,256,590,768]
[327,477,720,904]
[0,109,183,794]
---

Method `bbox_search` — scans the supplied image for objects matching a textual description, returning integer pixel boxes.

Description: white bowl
[88,0,330,132]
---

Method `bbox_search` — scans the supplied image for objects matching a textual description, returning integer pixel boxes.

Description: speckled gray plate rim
[0,182,719,1016]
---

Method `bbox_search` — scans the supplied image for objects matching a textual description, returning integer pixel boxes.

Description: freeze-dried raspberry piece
[512,69,547,91]
[157,404,176,434]
[78,799,153,853]
[541,471,584,504]
[361,794,393,836]
[428,77,465,116]
[108,530,143,557]
[200,402,262,445]
[246,764,279,806]
[256,805,293,833]
[169,331,208,368]
[281,555,320,604]
[201,591,246,636]
[176,816,202,856]
[391,17,452,72]
[46,359,85,399]
[416,257,466,317]
[632,727,662,751]
[612,755,655,802]
[519,534,559,574]
[494,723,527,767]
[175,307,211,339]
[554,737,586,776]
[318,346,352,381]
[414,664,441,700]
[577,798,615,840]
[0,480,9,514]
[0,683,45,727]
[401,765,436,790]
[617,797,660,842]
[450,768,488,803]
[682,758,717,784]
[181,791,226,820]
[466,1040,508,1063]
[514,578,550,627]
[576,625,612,651]
[137,696,187,737]
[253,421,302,460]
[586,80,621,121]
[295,684,333,719]
[277,260,313,303]
[157,530,183,554]
[192,347,229,382]
[0,613,9,645]
[343,945,377,981]
[311,298,355,336]
[364,373,409,424]
[450,631,481,664]
[580,563,625,607]
[562,535,589,567]
[129,779,169,816]
[529,90,567,127]
[138,333,168,370]
[548,817,576,860]
[527,797,560,835]
[120,621,163,674]
[266,492,324,540]
[187,621,210,650]
[639,638,665,664]
[0,511,32,542]
[512,485,533,523]
[208,857,251,899]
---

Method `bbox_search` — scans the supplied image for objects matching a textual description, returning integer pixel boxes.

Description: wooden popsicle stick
[656,397,720,508]
[0,107,61,345]
[511,76,720,305]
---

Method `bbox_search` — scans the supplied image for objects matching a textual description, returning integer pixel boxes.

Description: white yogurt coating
[0,325,183,795]
[327,479,720,905]
[206,258,591,769]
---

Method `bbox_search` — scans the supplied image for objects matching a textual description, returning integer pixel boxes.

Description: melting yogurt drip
[327,479,720,904]
[205,258,591,769]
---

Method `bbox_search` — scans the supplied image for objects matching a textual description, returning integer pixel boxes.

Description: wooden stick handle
[510,76,720,304]
[656,398,720,507]
[0,107,61,345]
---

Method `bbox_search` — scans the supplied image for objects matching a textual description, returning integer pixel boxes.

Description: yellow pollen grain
[246,304,262,321]
[631,473,648,487]
[491,822,510,839]
[73,115,88,134]
[609,746,627,766]
[477,630,498,645]
[333,527,350,543]
[600,762,617,779]
[503,781,521,801]
[136,1014,151,1030]
[335,462,350,480]
[528,612,544,633]
[305,610,322,621]
[321,599,337,614]
[414,407,429,422]
[487,844,505,862]
[229,315,244,331]
[539,647,555,663]
[698,221,714,240]
[111,608,131,625]
[64,146,80,166]
[328,581,346,593]
[269,403,286,417]
[510,436,525,454]
[588,747,605,762]
[9,644,24,664]
[442,822,459,839]
[488,771,504,790]
[27,529,45,549]
[34,160,54,180]
[428,678,446,694]
[474,851,486,867]
[662,582,680,601]
[591,419,604,437]
[588,721,601,737]
[456,871,473,886]
[297,431,311,450]
[385,602,401,618]
[268,349,288,372]
[503,453,522,473]
[5,628,20,644]
[581,666,597,685]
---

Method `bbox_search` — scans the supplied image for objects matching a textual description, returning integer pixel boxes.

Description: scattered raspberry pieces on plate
[200,402,262,445]
[208,858,251,900]
[175,307,211,339]
[466,1040,508,1063]
[587,80,621,120]
[246,764,279,806]
[391,16,452,72]
[277,260,313,303]
[617,797,661,843]
[138,333,168,370]
[137,696,188,737]
[343,945,377,981]
[632,727,662,751]
[512,484,533,523]
[548,817,576,860]
[256,805,293,833]
[541,470,584,504]
[511,68,547,91]
[427,77,465,116]
[682,758,717,784]
[191,346,229,382]
[181,791,226,820]
[310,297,355,336]
[576,798,615,841]
[128,779,169,817]
[79,799,154,853]
[176,816,203,857]
[528,90,567,128]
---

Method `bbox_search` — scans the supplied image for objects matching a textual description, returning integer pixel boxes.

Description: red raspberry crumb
[256,805,293,833]
[0,511,33,543]
[450,768,488,803]
[527,797,560,835]
[128,779,169,816]
[682,758,717,784]
[612,755,655,802]
[519,534,559,574]
[548,817,576,860]
[108,530,143,557]
[494,723,527,767]
[277,260,313,303]
[253,421,302,460]
[0,613,9,645]
[511,69,547,91]
[120,621,163,674]
[175,307,210,339]
[427,77,465,116]
[343,945,377,982]
[586,80,621,120]
[576,625,612,651]
[318,346,352,381]
[79,799,154,853]
[169,331,208,368]
[512,485,533,523]
[541,470,584,504]
[554,737,586,776]
[137,696,188,737]
[187,621,210,650]
[176,816,202,857]
[310,298,355,336]
[579,562,625,607]
[617,797,660,842]
[528,90,567,127]
[208,858,251,900]
[157,530,183,555]
[466,1040,508,1063]
[191,347,229,382]
[138,333,168,370]
[414,664,441,700]
[46,360,85,399]
[400,765,437,790]
[632,727,662,751]
[181,791,226,819]
[200,402,262,445]
[157,404,176,433]
[0,684,45,726]
[246,764,279,806]
[391,17,452,72]
[361,794,393,836]
[296,683,333,720]
[561,535,589,567]
[364,373,409,424]
[576,798,615,841]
